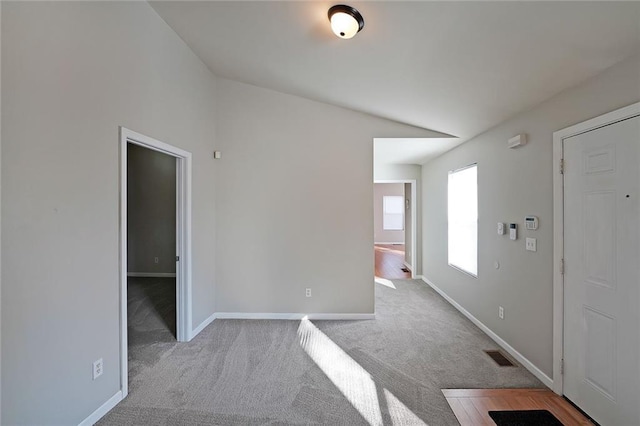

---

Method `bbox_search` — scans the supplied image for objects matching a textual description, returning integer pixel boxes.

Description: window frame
[382,195,405,231]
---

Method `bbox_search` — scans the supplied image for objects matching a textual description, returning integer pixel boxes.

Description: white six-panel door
[563,114,639,425]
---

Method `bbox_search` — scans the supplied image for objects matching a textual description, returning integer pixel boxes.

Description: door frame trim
[119,127,193,398]
[374,179,418,278]
[552,101,640,395]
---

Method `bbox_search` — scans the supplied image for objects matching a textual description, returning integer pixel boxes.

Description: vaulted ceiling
[151,1,640,164]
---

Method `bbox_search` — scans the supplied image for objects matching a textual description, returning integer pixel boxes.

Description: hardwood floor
[374,244,411,279]
[443,389,593,425]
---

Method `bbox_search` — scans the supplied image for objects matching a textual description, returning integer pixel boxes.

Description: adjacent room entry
[119,128,193,398]
[556,103,639,425]
[126,142,177,381]
[373,181,416,280]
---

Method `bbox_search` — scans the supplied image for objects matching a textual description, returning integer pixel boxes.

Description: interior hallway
[375,244,411,279]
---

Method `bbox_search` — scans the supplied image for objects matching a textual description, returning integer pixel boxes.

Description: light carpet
[98,279,544,425]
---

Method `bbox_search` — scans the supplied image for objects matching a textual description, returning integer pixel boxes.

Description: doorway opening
[373,180,417,280]
[119,128,192,398]
[126,142,177,386]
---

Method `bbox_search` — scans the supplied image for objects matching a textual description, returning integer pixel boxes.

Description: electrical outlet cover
[93,358,103,380]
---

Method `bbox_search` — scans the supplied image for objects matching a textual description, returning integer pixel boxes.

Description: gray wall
[374,164,422,274]
[0,3,3,419]
[404,183,412,268]
[127,144,177,274]
[374,183,405,244]
[1,2,217,424]
[214,79,438,314]
[421,55,640,378]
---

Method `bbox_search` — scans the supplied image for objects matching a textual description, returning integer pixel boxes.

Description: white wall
[421,55,640,378]
[373,183,405,244]
[1,2,217,424]
[374,163,421,182]
[374,163,422,274]
[0,2,3,420]
[214,79,438,314]
[404,183,412,267]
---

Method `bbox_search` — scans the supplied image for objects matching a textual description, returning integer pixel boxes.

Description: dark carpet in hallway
[99,279,544,425]
[127,277,176,382]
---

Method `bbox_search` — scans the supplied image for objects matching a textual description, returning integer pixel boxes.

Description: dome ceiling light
[328,4,364,39]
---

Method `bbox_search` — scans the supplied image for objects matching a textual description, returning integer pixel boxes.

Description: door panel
[583,190,616,289]
[583,306,616,400]
[563,115,639,425]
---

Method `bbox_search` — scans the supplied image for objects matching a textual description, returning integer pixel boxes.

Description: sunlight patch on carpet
[298,317,428,426]
[374,277,396,289]
[384,388,427,425]
[298,317,383,425]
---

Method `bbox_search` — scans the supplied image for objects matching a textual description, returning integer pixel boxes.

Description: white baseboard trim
[78,390,123,426]
[420,276,554,389]
[185,310,378,340]
[403,261,413,271]
[190,312,216,339]
[214,312,375,320]
[127,272,176,278]
[374,242,405,245]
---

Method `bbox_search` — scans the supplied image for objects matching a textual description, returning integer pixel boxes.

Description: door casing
[374,179,418,278]
[119,127,193,398]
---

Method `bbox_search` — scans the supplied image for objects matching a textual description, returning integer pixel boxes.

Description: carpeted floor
[99,279,544,425]
[126,277,176,382]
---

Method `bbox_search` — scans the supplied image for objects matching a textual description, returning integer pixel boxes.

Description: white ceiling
[151,1,640,165]
[373,137,456,166]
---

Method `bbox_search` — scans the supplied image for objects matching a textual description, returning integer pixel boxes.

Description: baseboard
[403,261,413,271]
[214,312,376,320]
[188,310,376,337]
[127,272,176,278]
[374,242,405,245]
[78,390,123,426]
[190,312,216,339]
[420,276,554,389]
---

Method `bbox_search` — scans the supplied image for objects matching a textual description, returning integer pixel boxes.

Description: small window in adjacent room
[383,195,404,231]
[448,164,478,277]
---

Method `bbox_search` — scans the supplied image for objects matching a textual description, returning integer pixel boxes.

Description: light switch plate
[526,238,537,252]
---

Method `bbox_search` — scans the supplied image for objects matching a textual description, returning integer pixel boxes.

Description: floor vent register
[484,350,516,367]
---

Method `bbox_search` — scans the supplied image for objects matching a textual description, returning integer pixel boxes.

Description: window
[448,164,478,276]
[383,195,404,231]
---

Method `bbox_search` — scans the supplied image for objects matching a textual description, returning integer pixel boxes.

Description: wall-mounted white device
[213,151,222,159]
[497,222,505,235]
[508,133,527,149]
[524,215,539,230]
[510,223,517,240]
